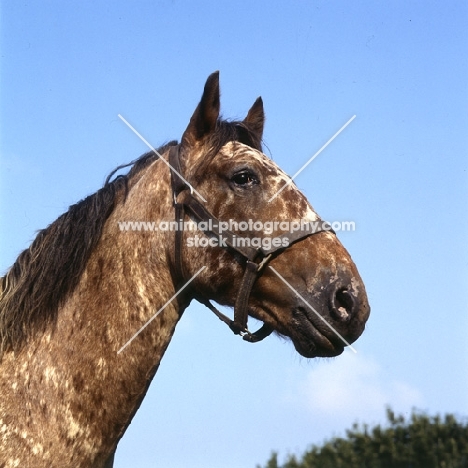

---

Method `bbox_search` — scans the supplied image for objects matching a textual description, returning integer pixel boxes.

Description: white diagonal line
[117,266,206,354]
[268,115,356,202]
[268,266,357,353]
[118,114,207,203]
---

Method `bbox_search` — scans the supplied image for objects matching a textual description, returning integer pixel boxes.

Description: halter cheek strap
[169,145,333,343]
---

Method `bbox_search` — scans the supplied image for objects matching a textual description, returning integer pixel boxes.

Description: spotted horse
[0,72,370,467]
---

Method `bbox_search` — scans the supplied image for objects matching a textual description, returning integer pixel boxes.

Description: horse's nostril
[330,287,356,322]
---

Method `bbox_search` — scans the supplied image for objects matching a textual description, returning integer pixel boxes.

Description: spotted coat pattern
[0,73,369,466]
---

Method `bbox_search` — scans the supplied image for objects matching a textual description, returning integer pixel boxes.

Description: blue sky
[1,1,467,467]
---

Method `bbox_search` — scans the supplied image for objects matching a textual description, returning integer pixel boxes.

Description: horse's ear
[243,96,265,142]
[182,71,220,146]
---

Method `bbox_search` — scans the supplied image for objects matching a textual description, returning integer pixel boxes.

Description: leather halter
[169,144,332,343]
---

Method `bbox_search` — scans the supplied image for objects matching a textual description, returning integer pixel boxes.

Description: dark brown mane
[0,119,258,358]
[0,142,176,358]
[0,73,371,467]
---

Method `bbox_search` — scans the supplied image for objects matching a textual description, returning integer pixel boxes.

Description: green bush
[258,408,468,468]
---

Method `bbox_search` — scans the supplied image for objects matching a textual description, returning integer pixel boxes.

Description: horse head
[170,72,370,357]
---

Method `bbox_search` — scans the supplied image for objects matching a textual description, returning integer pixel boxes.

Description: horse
[0,72,370,467]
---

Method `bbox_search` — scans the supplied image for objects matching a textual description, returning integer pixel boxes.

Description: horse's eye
[231,171,259,187]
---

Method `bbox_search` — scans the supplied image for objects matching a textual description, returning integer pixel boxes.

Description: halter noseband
[169,145,332,343]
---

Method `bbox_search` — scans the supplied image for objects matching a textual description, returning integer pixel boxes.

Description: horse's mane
[0,142,176,357]
[0,118,261,358]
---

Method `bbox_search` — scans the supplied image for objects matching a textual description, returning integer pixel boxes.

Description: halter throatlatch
[169,145,332,343]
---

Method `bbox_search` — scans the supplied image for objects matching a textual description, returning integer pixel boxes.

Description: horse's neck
[0,159,182,466]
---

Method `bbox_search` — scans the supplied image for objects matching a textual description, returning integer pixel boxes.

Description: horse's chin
[283,308,347,358]
[248,305,346,358]
[291,336,345,358]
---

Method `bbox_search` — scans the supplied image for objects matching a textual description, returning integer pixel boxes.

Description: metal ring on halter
[257,253,273,273]
[168,144,334,343]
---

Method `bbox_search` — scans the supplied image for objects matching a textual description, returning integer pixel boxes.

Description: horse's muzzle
[288,273,370,358]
